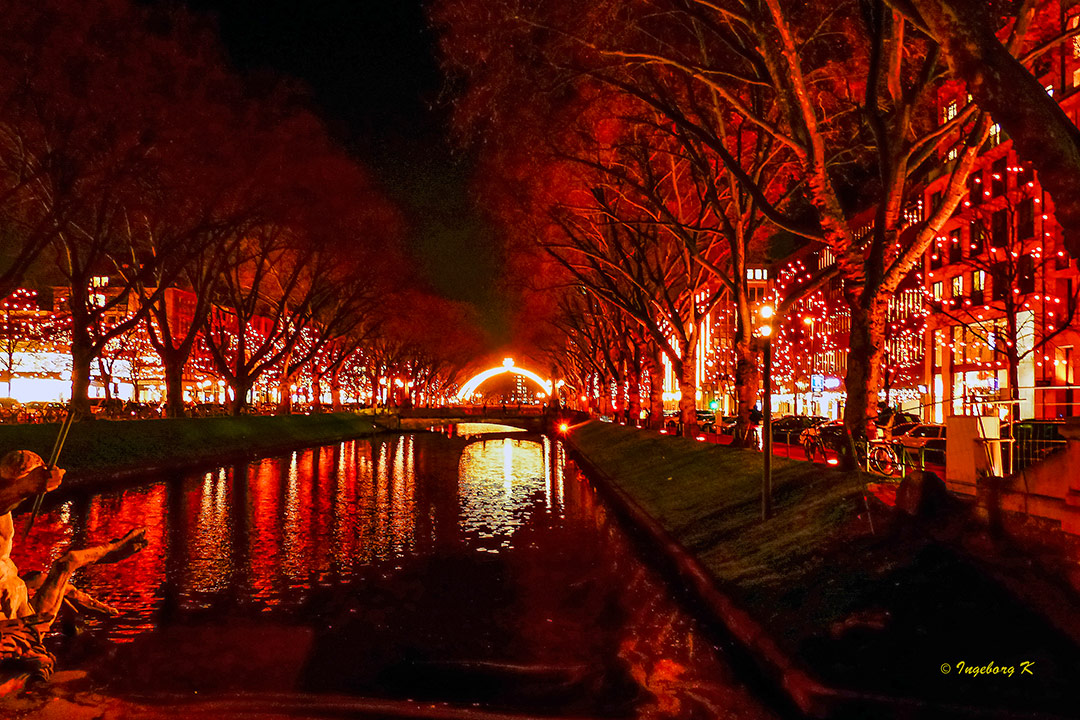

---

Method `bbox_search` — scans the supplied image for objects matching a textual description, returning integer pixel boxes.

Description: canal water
[12,424,777,718]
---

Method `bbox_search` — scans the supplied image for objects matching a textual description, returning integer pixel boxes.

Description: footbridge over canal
[390,357,569,434]
[394,406,548,434]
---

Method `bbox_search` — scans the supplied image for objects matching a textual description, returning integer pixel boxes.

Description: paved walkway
[662,426,947,478]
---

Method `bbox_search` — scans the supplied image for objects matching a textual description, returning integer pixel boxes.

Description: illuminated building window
[971,270,985,305]
[932,281,943,301]
[951,275,964,301]
[903,199,924,226]
[942,100,957,124]
[1056,347,1075,389]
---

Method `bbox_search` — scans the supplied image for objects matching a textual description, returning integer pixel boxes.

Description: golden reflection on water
[449,422,526,437]
[190,468,231,595]
[458,438,549,550]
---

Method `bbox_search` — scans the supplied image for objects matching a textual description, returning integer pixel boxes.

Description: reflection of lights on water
[459,439,546,547]
[283,452,302,582]
[543,436,552,510]
[390,436,416,555]
[394,436,406,481]
[215,468,227,515]
[453,422,526,438]
[556,441,564,507]
[503,439,513,496]
[192,466,231,595]
[25,432,575,641]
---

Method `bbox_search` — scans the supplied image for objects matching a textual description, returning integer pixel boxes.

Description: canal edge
[559,430,1066,720]
[52,425,394,496]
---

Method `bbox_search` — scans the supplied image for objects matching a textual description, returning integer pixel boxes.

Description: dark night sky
[176,0,508,345]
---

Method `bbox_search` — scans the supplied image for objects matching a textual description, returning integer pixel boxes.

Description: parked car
[714,416,736,435]
[192,402,229,417]
[889,421,920,438]
[770,414,827,442]
[695,409,716,431]
[87,397,123,416]
[801,419,845,454]
[879,410,919,426]
[0,397,21,424]
[23,401,66,423]
[1000,419,1068,471]
[893,423,947,465]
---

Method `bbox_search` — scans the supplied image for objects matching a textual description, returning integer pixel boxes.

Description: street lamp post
[759,306,775,520]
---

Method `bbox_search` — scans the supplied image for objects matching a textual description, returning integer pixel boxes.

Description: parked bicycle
[863,439,900,476]
[800,423,900,476]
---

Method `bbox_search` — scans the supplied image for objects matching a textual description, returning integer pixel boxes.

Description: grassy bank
[0,412,381,481]
[569,421,873,623]
[569,421,1080,715]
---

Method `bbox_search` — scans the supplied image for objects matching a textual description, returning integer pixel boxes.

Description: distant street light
[759,306,775,520]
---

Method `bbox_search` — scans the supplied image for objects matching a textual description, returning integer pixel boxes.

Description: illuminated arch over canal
[456,358,553,401]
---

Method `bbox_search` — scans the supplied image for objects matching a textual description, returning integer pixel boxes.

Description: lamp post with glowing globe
[759,305,775,520]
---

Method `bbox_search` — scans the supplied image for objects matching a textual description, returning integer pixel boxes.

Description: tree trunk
[312,374,323,413]
[627,350,641,426]
[330,367,343,411]
[163,352,187,418]
[230,376,251,416]
[69,335,94,418]
[599,375,613,417]
[98,358,112,401]
[732,337,760,448]
[677,345,697,438]
[277,371,294,415]
[647,349,665,429]
[841,300,888,469]
[370,371,381,409]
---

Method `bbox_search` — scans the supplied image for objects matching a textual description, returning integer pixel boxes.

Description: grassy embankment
[569,420,1080,713]
[0,412,381,481]
[570,421,872,626]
